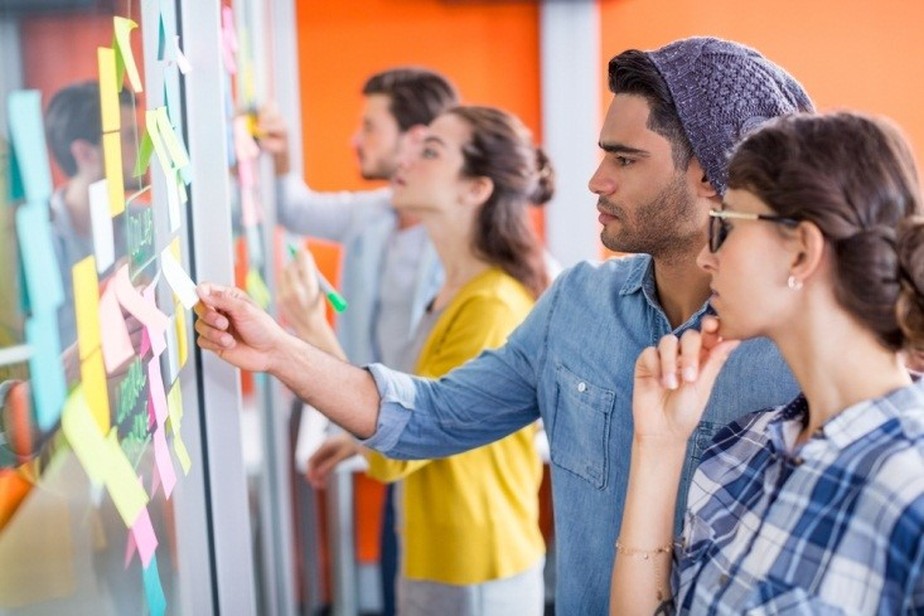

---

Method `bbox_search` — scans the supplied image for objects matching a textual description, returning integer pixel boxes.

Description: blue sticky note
[143,553,167,616]
[16,201,65,312]
[8,141,25,202]
[7,91,53,203]
[26,312,67,430]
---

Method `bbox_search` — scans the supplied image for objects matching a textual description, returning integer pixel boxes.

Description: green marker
[287,243,349,313]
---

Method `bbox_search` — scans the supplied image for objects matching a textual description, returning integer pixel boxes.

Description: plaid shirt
[675,379,924,614]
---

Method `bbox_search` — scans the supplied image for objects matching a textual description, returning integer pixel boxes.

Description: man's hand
[194,283,288,373]
[257,104,290,176]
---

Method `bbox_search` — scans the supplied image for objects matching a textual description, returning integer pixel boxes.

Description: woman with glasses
[609,112,924,614]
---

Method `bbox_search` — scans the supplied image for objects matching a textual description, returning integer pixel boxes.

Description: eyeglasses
[708,209,800,253]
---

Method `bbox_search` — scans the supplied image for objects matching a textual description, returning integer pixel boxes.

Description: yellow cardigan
[366,268,545,585]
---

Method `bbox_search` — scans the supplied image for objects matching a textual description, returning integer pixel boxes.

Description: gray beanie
[646,37,814,195]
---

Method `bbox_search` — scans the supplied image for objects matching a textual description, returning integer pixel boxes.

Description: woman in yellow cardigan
[282,106,552,615]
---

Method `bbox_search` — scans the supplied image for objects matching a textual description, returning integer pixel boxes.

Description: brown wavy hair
[728,112,924,355]
[448,106,553,299]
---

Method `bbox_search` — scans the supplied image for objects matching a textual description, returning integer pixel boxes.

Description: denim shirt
[363,254,798,615]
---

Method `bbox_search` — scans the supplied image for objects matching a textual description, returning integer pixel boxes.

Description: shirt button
[577,382,587,393]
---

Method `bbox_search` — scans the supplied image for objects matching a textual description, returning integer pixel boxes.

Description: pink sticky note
[150,464,162,497]
[112,266,170,333]
[221,6,238,74]
[147,358,168,429]
[99,283,135,374]
[139,328,151,357]
[125,530,137,568]
[147,396,156,430]
[154,427,177,499]
[142,282,168,357]
[131,507,158,569]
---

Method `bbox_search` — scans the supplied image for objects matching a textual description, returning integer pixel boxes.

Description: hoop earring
[787,275,803,291]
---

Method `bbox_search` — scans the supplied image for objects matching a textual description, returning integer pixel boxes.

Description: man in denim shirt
[196,37,813,614]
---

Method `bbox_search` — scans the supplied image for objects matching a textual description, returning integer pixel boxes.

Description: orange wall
[599,0,924,170]
[294,1,542,192]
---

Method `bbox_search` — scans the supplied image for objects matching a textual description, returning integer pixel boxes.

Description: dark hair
[728,112,924,355]
[449,105,552,299]
[608,50,694,171]
[45,81,132,177]
[363,68,459,132]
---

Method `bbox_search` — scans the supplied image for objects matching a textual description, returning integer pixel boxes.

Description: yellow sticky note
[166,381,191,475]
[154,107,190,169]
[104,428,148,527]
[81,348,111,434]
[98,47,121,133]
[72,255,101,360]
[61,387,108,483]
[174,300,188,368]
[103,132,126,215]
[113,17,144,93]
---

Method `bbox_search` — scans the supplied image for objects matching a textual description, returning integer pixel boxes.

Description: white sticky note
[159,249,198,310]
[89,179,115,273]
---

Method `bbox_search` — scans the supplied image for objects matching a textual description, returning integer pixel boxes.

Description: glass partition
[0,1,216,613]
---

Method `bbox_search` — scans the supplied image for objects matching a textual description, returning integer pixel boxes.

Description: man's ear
[70,139,101,172]
[686,157,717,199]
[403,124,428,146]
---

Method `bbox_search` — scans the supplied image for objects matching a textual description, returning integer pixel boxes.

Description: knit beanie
[646,37,814,195]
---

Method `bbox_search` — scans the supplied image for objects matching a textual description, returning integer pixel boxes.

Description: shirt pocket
[549,364,615,489]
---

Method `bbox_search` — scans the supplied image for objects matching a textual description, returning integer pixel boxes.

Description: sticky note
[142,554,166,616]
[141,280,168,356]
[153,427,177,499]
[154,107,189,169]
[221,6,238,74]
[167,381,191,475]
[145,109,171,175]
[72,256,101,360]
[98,47,121,133]
[174,35,192,74]
[147,356,168,429]
[7,90,52,202]
[103,132,126,216]
[62,387,108,483]
[113,17,144,93]
[81,348,111,434]
[88,179,115,272]
[174,301,188,368]
[246,268,271,309]
[164,315,180,386]
[113,265,170,333]
[98,283,134,374]
[165,173,180,232]
[104,428,149,526]
[160,249,197,309]
[130,508,158,568]
[25,313,67,430]
[134,131,154,178]
[16,201,64,312]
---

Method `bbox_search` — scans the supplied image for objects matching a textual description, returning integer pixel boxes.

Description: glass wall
[0,1,226,613]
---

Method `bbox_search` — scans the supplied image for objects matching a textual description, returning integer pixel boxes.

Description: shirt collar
[618,254,716,329]
[766,380,924,454]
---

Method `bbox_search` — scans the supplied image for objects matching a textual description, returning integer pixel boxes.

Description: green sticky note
[134,131,154,178]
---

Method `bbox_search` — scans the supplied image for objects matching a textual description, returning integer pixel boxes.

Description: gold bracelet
[614,539,675,559]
